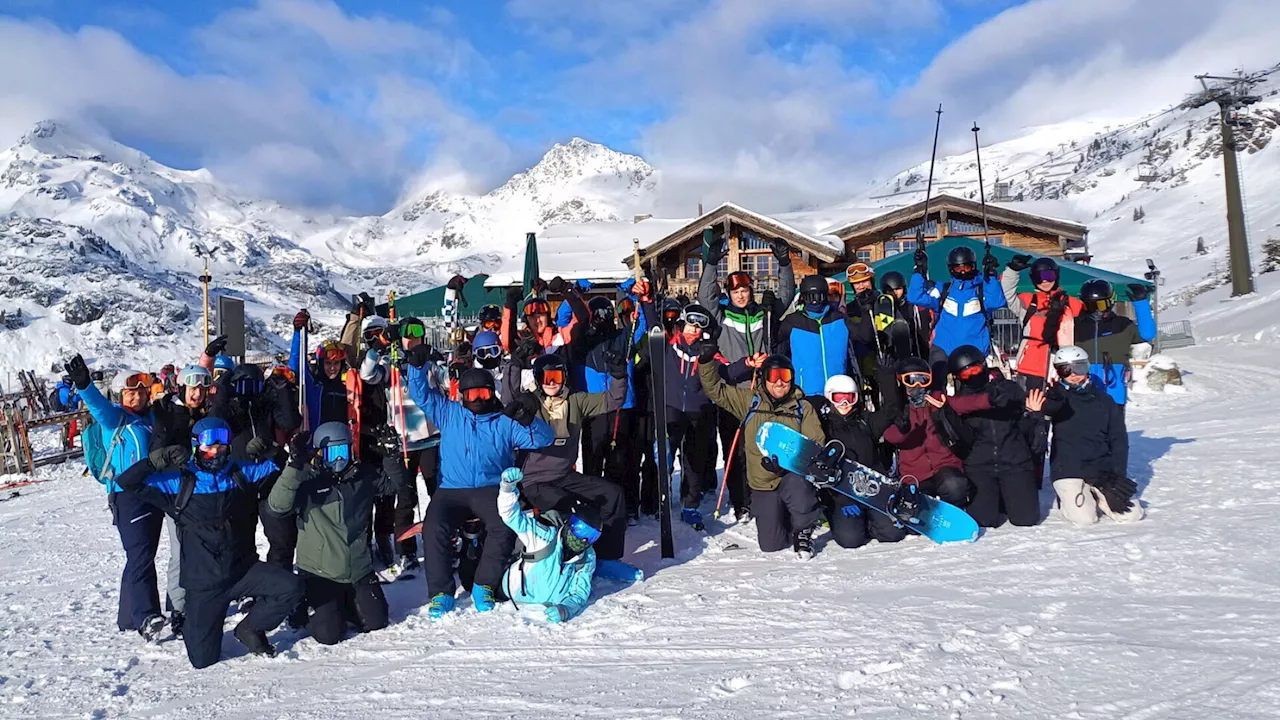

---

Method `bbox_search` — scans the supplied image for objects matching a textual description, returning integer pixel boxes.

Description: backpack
[81,421,112,482]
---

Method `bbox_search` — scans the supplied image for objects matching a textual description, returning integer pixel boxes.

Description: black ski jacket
[808,366,899,475]
[1041,381,1128,482]
[955,380,1047,473]
[211,375,303,452]
[149,392,211,452]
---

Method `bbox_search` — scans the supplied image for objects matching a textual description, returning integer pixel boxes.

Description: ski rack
[0,381,89,474]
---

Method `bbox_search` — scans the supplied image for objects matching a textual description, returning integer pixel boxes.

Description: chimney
[697,202,704,216]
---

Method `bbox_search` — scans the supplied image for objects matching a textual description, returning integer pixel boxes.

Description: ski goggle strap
[321,442,351,467]
[956,364,986,380]
[567,515,602,545]
[830,391,858,405]
[195,426,232,447]
[764,367,793,384]
[539,368,565,385]
[682,310,711,329]
[726,272,753,291]
[474,345,503,361]
[1031,268,1059,285]
[120,372,153,391]
[899,371,932,388]
[462,387,494,402]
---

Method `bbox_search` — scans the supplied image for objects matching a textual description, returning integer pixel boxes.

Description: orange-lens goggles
[899,371,932,388]
[764,367,793,383]
[320,344,345,362]
[524,301,550,317]
[270,366,296,383]
[951,263,975,275]
[957,364,986,380]
[462,387,493,402]
[540,369,565,385]
[121,373,152,391]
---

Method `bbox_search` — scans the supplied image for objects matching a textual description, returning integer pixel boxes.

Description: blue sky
[0,0,1269,214]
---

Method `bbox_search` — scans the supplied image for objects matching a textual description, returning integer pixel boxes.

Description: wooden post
[199,256,212,349]
[938,208,949,241]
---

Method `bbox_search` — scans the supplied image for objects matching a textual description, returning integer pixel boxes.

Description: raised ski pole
[387,291,410,461]
[299,310,310,433]
[912,104,944,349]
[972,122,1004,371]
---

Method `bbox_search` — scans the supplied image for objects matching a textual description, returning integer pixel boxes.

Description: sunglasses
[764,367,793,383]
[195,426,231,447]
[899,372,932,388]
[474,345,503,361]
[726,272,753,291]
[830,391,858,405]
[539,368,565,385]
[956,364,987,380]
[682,311,711,329]
[400,322,426,339]
[120,372,153,391]
[462,387,494,402]
[1031,269,1058,285]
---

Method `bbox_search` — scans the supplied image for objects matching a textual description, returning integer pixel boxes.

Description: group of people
[69,234,1156,670]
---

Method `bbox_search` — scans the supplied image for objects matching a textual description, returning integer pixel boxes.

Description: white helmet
[110,369,150,394]
[823,374,858,404]
[1052,346,1089,366]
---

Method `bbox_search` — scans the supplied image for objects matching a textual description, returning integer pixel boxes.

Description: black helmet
[1029,257,1060,288]
[587,296,614,325]
[478,304,502,325]
[879,271,906,293]
[1080,279,1115,313]
[896,356,931,376]
[947,345,986,376]
[532,353,568,386]
[457,368,495,394]
[799,275,829,305]
[947,246,978,280]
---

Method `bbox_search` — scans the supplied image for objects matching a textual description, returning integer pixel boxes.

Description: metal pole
[1218,107,1255,296]
[917,104,943,247]
[199,256,212,349]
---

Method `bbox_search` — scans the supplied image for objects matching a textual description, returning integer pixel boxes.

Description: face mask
[477,355,501,370]
[906,386,930,407]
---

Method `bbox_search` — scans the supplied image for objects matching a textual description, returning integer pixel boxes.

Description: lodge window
[884,239,916,257]
[855,249,873,263]
[739,253,778,277]
[891,220,939,238]
[686,255,729,280]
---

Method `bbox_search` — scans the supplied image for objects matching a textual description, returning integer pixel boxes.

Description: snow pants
[919,467,972,508]
[668,405,718,509]
[716,406,751,514]
[626,408,660,515]
[109,490,163,631]
[965,464,1040,528]
[928,344,951,393]
[182,561,304,669]
[257,498,298,570]
[423,486,516,600]
[1053,478,1144,526]
[377,445,439,557]
[581,411,614,478]
[303,571,388,645]
[164,517,185,613]
[824,493,908,548]
[751,473,820,552]
[520,472,628,561]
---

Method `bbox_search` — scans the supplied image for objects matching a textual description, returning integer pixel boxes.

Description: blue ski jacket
[406,364,555,489]
[1074,300,1157,406]
[289,329,350,430]
[78,382,154,493]
[907,273,1007,356]
[778,308,852,396]
[498,480,595,619]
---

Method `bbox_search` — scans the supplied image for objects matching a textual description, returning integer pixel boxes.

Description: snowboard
[646,326,675,559]
[754,421,979,544]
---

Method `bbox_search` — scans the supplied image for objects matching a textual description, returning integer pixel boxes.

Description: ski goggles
[523,300,551,317]
[681,310,711,329]
[118,372,153,391]
[480,319,501,331]
[178,368,213,388]
[321,442,352,468]
[956,364,987,381]
[801,290,828,305]
[269,366,296,384]
[1081,297,1114,313]
[1054,359,1091,378]
[898,371,932,388]
[567,515,602,545]
[363,326,390,345]
[399,321,426,339]
[318,343,346,362]
[725,272,753,291]
[462,387,494,403]
[763,367,793,384]
[539,368,566,385]
[194,426,232,448]
[474,345,503,361]
[950,263,975,276]
[234,378,264,396]
[591,305,615,324]
[845,263,874,284]
[830,391,858,406]
[617,298,636,317]
[661,307,681,322]
[1030,268,1059,285]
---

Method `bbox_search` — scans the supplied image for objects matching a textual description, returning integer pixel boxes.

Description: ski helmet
[587,296,614,327]
[191,416,232,472]
[759,355,795,389]
[532,353,568,390]
[213,354,237,372]
[799,275,829,307]
[310,421,354,474]
[478,304,502,329]
[178,365,213,388]
[845,262,875,286]
[1029,257,1060,288]
[1079,279,1115,313]
[472,330,503,365]
[1052,345,1090,379]
[660,298,682,329]
[679,303,713,331]
[111,369,151,394]
[947,246,978,280]
[948,345,989,388]
[823,374,859,407]
[879,271,906,294]
[557,498,603,557]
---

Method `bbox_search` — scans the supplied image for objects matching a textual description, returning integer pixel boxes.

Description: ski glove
[352,292,376,317]
[446,275,468,292]
[982,253,1002,279]
[504,392,542,427]
[204,335,229,358]
[287,431,316,468]
[760,290,776,311]
[702,233,727,266]
[512,339,542,369]
[1127,283,1150,302]
[293,310,311,331]
[505,287,523,306]
[547,276,569,295]
[605,351,629,379]
[1007,254,1033,273]
[545,605,569,624]
[150,445,190,471]
[760,454,784,476]
[768,237,792,266]
[64,354,91,391]
[500,467,523,487]
[1089,472,1138,515]
[894,407,912,435]
[375,424,402,456]
[404,343,434,368]
[245,438,271,461]
[695,340,719,364]
[913,247,929,277]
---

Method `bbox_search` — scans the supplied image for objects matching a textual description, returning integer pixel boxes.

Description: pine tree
[1262,237,1280,274]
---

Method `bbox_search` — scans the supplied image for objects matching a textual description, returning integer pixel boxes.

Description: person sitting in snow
[497,468,599,624]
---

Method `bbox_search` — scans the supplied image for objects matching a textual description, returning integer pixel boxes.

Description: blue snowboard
[754,422,979,544]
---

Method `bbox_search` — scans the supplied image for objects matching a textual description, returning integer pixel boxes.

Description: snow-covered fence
[1156,320,1196,350]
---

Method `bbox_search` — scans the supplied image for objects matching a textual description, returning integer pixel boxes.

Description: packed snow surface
[2,341,1278,719]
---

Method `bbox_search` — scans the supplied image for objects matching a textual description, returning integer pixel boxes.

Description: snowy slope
[2,339,1278,718]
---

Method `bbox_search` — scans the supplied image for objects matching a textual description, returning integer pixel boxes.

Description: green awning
[381,275,507,321]
[837,236,1152,301]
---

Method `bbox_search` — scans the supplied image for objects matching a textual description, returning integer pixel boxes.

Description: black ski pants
[965,463,1040,528]
[928,344,951,393]
[581,411,615,478]
[423,486,515,600]
[626,408,659,515]
[751,473,820,552]
[824,492,908,548]
[183,561,303,669]
[376,445,439,557]
[303,571,388,645]
[716,406,751,513]
[109,491,164,631]
[520,472,627,561]
[668,404,718,509]
[919,467,972,508]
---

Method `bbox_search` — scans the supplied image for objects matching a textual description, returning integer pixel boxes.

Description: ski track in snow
[2,346,1280,719]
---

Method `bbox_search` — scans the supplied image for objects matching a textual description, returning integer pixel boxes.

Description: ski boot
[626,509,640,527]
[398,553,421,576]
[169,611,185,639]
[794,527,815,561]
[888,483,923,526]
[594,559,644,584]
[233,618,277,658]
[472,584,497,613]
[427,593,456,619]
[373,534,395,570]
[680,506,705,531]
[733,506,752,524]
[138,614,167,643]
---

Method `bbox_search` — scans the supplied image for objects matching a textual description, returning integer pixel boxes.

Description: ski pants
[423,486,516,600]
[626,408,659,515]
[377,445,439,557]
[716,406,751,513]
[919,467,972,508]
[302,571,388,646]
[581,411,615,479]
[751,473,820,553]
[1053,478,1145,527]
[928,344,951,393]
[966,463,1040,528]
[182,561,303,669]
[824,492,908,548]
[668,405,718,509]
[520,472,628,561]
[164,517,185,614]
[109,491,163,631]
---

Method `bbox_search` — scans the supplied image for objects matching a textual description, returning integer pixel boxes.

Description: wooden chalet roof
[824,193,1088,242]
[623,202,844,270]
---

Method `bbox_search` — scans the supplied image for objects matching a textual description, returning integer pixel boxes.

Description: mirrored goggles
[524,301,551,318]
[830,391,858,406]
[319,344,346,362]
[1082,297,1113,313]
[474,345,503,361]
[539,368,566,385]
[363,327,389,344]
[950,263,975,276]
[179,370,213,388]
[1054,360,1091,378]
[269,366,296,384]
[956,364,987,380]
[764,367,793,384]
[567,515,602,545]
[195,426,232,447]
[322,442,352,468]
[726,272,753,291]
[400,322,426,339]
[1030,268,1058,285]
[682,311,711,329]
[120,373,153,391]
[899,372,932,388]
[235,378,264,396]
[462,387,494,403]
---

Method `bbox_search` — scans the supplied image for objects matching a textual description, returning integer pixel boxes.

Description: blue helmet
[472,330,503,366]
[213,354,237,372]
[191,417,232,472]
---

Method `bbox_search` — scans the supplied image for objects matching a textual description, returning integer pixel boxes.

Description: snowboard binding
[887,482,923,527]
[807,440,845,487]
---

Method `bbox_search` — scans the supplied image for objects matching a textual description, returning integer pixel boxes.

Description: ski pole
[299,315,310,433]
[972,122,1007,373]
[387,291,410,462]
[916,104,944,254]
[713,374,756,519]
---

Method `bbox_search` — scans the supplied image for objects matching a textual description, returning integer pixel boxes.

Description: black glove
[64,354,91,390]
[702,233,727,265]
[404,343,434,368]
[605,351,629,379]
[505,287,523,306]
[547,276,569,295]
[982,253,1001,279]
[1045,385,1066,404]
[1127,283,1150,302]
[695,339,719,364]
[287,431,316,468]
[1007,254,1032,273]
[503,392,541,427]
[768,238,792,266]
[913,247,928,276]
[894,407,912,434]
[512,339,541,369]
[149,445,190,471]
[352,292,376,317]
[293,309,311,331]
[760,290,776,310]
[245,437,271,461]
[446,275,468,292]
[532,278,549,296]
[204,334,228,358]
[1088,472,1138,514]
[856,288,877,308]
[760,454,784,476]
[376,424,403,455]
[986,379,1025,409]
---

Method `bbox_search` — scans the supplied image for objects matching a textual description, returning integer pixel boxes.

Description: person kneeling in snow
[1039,346,1142,526]
[497,468,598,623]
